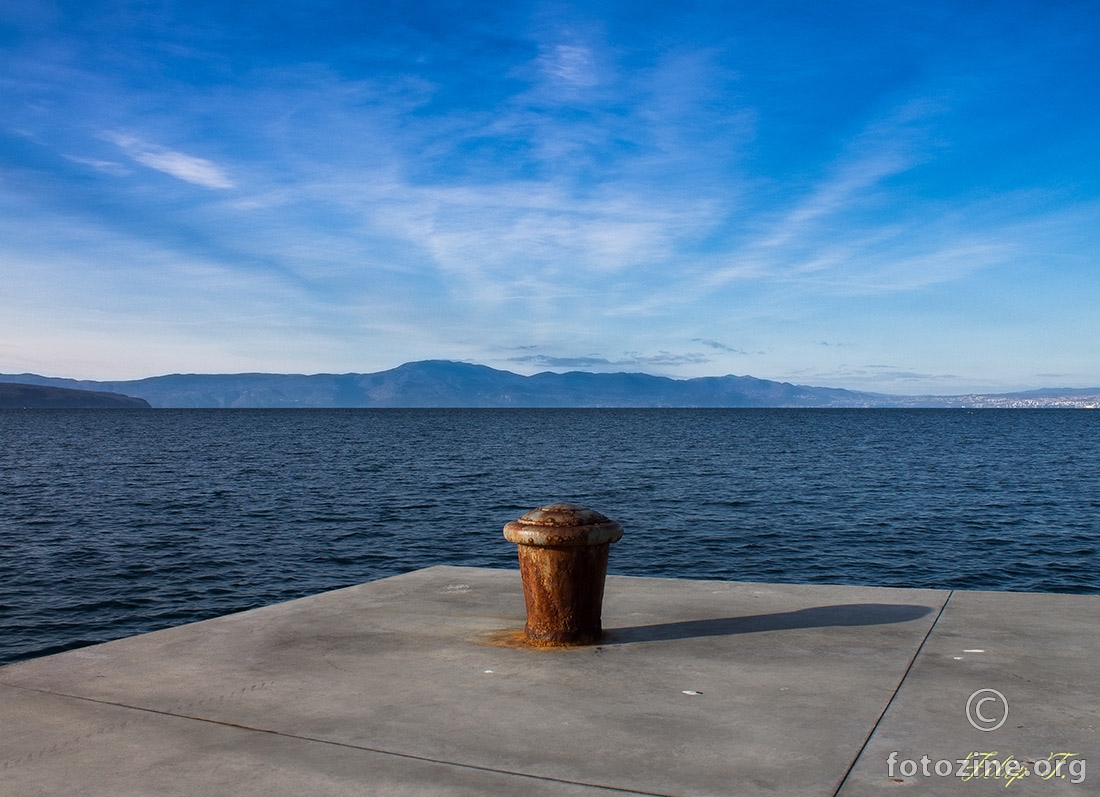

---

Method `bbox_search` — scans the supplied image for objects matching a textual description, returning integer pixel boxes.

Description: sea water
[2,408,1098,665]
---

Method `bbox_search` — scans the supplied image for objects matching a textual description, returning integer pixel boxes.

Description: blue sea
[2,408,1098,666]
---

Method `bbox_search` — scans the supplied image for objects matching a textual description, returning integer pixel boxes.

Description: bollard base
[516,543,609,647]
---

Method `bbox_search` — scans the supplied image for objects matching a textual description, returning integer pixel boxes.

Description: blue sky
[1,1,1098,393]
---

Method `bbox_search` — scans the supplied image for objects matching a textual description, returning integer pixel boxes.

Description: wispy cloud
[626,351,711,366]
[509,350,712,370]
[693,96,1011,298]
[510,354,613,369]
[540,44,599,88]
[3,1,1098,389]
[62,154,129,176]
[108,133,235,189]
[693,338,747,354]
[760,98,946,245]
[792,364,963,389]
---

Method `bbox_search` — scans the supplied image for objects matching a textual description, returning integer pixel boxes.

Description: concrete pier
[1,566,1096,795]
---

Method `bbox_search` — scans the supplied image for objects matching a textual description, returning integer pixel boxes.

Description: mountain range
[1,360,1098,409]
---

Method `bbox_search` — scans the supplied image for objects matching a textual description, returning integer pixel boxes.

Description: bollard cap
[503,502,624,548]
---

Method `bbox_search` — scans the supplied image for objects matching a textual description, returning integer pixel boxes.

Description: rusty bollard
[503,503,623,646]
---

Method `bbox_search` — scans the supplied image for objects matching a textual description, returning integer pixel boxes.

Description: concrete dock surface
[1,565,1095,795]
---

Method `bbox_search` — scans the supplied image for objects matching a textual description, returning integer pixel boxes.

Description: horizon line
[3,360,1100,400]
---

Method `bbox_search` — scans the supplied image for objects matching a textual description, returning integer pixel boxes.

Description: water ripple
[1,408,1098,665]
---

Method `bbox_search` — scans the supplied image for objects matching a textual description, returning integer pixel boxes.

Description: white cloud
[131,150,234,189]
[758,152,911,251]
[108,133,235,189]
[693,338,747,354]
[508,350,712,370]
[689,95,1015,298]
[62,154,129,176]
[316,171,721,310]
[542,44,599,87]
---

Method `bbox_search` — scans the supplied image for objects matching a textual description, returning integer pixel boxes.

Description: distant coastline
[1,360,1097,409]
[0,382,150,409]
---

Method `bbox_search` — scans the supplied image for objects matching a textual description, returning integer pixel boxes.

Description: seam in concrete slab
[0,683,671,797]
[830,589,955,796]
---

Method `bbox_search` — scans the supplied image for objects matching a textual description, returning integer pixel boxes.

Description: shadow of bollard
[604,603,935,644]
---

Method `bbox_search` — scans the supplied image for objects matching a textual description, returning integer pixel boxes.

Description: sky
[1,1,1098,394]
